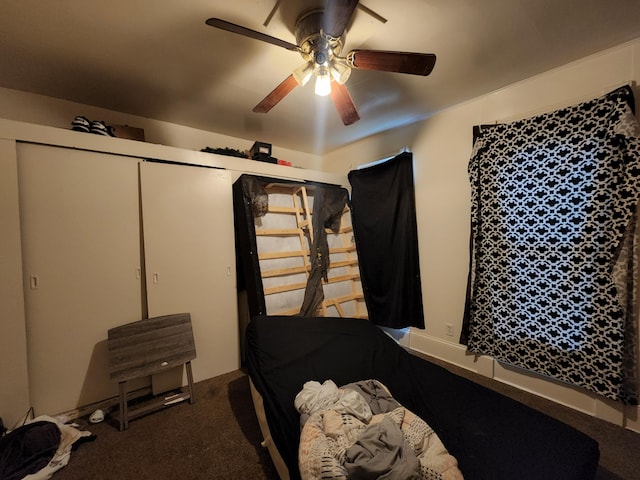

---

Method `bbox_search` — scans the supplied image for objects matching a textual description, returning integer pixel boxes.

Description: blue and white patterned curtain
[462,86,640,403]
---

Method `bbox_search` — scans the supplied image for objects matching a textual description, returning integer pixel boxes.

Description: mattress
[245,315,600,480]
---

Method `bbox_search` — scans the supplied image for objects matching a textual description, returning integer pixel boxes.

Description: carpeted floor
[53,362,640,480]
[54,369,279,480]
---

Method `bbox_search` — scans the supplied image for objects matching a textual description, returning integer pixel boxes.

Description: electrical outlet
[445,323,454,336]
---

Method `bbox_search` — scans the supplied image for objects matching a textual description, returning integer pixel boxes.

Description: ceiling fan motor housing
[315,50,327,65]
[295,9,343,65]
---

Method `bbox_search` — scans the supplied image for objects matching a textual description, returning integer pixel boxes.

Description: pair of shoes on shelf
[90,120,115,136]
[71,116,115,136]
[71,115,90,133]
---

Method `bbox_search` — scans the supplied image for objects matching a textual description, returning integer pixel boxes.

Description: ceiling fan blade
[329,82,360,126]
[348,50,436,76]
[322,0,359,38]
[253,74,299,113]
[205,18,298,51]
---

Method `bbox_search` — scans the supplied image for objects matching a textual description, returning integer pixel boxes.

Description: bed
[245,315,600,480]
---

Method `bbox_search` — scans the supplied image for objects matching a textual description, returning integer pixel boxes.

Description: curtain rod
[358,147,411,170]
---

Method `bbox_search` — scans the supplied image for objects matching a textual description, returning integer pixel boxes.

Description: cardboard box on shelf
[111,124,145,141]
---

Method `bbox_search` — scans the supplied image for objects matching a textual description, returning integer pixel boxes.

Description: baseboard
[56,386,152,422]
[409,331,494,377]
[408,330,630,428]
[624,405,640,433]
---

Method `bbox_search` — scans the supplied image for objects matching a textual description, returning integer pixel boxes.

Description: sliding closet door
[18,143,142,416]
[0,139,29,426]
[139,161,239,386]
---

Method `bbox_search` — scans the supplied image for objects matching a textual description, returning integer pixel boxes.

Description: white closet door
[18,143,142,416]
[140,161,239,384]
[0,139,29,426]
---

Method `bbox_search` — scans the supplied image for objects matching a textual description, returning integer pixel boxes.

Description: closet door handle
[153,272,160,284]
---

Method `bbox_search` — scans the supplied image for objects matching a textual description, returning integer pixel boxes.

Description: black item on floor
[0,420,60,480]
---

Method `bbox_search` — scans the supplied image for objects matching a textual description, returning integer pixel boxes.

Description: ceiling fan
[205,0,436,126]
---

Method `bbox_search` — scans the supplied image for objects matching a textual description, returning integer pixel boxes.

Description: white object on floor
[89,409,104,424]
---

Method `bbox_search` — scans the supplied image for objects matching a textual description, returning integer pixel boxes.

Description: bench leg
[119,381,128,431]
[186,361,195,405]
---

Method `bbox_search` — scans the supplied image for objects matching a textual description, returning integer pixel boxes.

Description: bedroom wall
[323,38,640,432]
[0,87,323,171]
[0,139,30,428]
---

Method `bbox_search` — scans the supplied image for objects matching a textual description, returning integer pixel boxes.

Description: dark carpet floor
[54,369,278,480]
[52,360,640,480]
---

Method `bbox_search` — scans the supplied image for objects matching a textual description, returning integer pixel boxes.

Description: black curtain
[348,152,425,329]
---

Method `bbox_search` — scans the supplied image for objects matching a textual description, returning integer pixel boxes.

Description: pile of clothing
[295,379,463,480]
[0,415,94,480]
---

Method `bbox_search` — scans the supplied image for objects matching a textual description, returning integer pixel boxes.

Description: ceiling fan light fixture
[293,61,314,86]
[314,66,332,96]
[330,61,351,85]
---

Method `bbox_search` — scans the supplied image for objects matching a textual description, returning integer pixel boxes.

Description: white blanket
[295,380,463,480]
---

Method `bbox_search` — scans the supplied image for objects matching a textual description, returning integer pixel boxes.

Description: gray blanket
[345,415,420,480]
[342,380,401,415]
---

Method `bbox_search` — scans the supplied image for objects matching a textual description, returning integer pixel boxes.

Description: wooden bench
[107,313,196,431]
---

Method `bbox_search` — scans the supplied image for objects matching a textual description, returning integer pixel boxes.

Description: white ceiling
[1,0,639,155]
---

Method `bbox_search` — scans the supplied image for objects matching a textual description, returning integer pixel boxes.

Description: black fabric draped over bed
[246,315,599,480]
[348,152,425,329]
